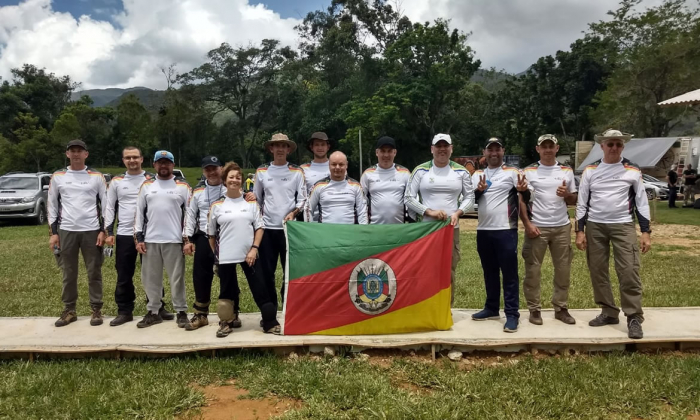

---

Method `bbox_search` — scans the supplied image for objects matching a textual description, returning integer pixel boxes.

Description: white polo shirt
[207,196,264,264]
[523,162,576,228]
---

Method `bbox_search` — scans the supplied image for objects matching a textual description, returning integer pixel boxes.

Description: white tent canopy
[658,88,700,107]
[577,137,676,171]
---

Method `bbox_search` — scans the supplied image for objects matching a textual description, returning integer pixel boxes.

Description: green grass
[2,222,700,419]
[0,222,698,318]
[567,202,700,226]
[1,352,700,419]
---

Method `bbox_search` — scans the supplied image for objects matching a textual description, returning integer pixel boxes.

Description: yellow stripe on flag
[310,287,452,335]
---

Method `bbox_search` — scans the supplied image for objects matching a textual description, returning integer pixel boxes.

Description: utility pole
[359,129,363,174]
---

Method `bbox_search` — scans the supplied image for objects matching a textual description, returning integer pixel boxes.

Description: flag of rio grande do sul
[282,221,454,335]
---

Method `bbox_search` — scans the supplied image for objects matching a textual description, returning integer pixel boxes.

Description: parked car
[103,173,113,185]
[641,174,669,200]
[0,172,51,224]
[173,169,186,181]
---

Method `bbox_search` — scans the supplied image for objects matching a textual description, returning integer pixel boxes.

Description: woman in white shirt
[207,162,281,337]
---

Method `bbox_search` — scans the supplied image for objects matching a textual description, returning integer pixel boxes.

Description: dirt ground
[459,217,700,252]
[181,380,301,420]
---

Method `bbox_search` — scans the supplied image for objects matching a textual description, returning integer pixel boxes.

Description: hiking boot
[176,311,189,328]
[588,313,620,327]
[529,310,543,325]
[110,314,133,327]
[471,309,500,321]
[231,312,242,329]
[137,312,163,329]
[184,313,209,331]
[264,324,282,335]
[627,317,644,339]
[555,309,576,325]
[216,321,233,338]
[90,308,104,326]
[55,309,77,327]
[503,317,519,333]
[158,307,174,321]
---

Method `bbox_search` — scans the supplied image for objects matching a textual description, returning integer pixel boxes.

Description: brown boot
[529,310,543,325]
[90,307,103,326]
[555,309,576,325]
[184,313,209,331]
[231,312,242,329]
[55,309,77,327]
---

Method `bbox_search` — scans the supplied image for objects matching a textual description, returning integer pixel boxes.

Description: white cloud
[397,0,667,73]
[0,0,300,89]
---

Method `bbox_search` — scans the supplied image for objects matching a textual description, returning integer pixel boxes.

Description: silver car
[0,172,51,224]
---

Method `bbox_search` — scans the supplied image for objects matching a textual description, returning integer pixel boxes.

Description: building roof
[658,88,700,107]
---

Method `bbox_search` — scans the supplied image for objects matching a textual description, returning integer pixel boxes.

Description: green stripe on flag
[286,220,449,280]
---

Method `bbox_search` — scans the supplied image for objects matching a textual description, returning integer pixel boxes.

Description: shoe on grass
[503,317,519,333]
[216,321,233,338]
[90,308,103,326]
[110,314,133,327]
[555,309,576,325]
[184,313,209,331]
[588,313,619,327]
[529,310,543,325]
[158,307,174,321]
[627,317,644,339]
[472,309,500,321]
[137,312,163,329]
[55,309,77,327]
[176,311,188,328]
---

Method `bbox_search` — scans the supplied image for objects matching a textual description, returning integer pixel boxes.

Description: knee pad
[217,299,234,322]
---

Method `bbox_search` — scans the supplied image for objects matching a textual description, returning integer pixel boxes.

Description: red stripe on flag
[284,225,453,335]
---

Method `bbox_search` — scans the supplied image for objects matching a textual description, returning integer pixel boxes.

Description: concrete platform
[1,308,699,358]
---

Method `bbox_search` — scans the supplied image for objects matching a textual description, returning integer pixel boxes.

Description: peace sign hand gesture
[516,174,529,192]
[477,175,488,191]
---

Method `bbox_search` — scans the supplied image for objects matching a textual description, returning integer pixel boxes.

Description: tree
[0,113,63,173]
[114,94,157,157]
[52,97,116,167]
[589,0,700,136]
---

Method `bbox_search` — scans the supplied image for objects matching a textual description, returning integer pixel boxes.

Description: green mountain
[104,89,166,113]
[71,87,154,107]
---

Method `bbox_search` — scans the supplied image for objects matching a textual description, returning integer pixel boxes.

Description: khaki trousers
[57,229,104,311]
[522,224,573,312]
[450,228,460,305]
[586,221,644,320]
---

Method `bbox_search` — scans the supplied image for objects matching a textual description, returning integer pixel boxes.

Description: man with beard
[520,135,577,326]
[575,129,650,339]
[307,151,368,224]
[360,136,411,224]
[405,134,474,305]
[48,139,107,327]
[104,147,174,326]
[300,132,331,221]
[470,137,533,333]
[254,133,307,308]
[182,156,228,331]
[134,150,192,328]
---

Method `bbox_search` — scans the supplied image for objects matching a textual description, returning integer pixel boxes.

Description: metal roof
[658,88,700,107]
[577,137,677,171]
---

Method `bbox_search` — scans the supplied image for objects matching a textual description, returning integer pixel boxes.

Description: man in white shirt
[360,137,411,224]
[471,137,533,333]
[48,139,107,327]
[405,133,474,305]
[575,129,651,340]
[307,151,368,224]
[134,150,192,328]
[182,156,227,331]
[300,132,331,221]
[254,133,307,308]
[520,135,577,326]
[104,147,174,326]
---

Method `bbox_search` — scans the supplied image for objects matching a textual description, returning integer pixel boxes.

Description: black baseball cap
[66,139,87,151]
[484,137,504,148]
[376,136,396,149]
[201,156,222,168]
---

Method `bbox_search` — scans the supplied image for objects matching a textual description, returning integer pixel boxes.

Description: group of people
[667,163,698,208]
[47,127,652,340]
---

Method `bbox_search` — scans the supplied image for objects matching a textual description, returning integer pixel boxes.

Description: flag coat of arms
[282,221,454,335]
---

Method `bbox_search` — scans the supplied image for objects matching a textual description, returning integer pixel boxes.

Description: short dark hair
[122,146,142,157]
[222,161,242,182]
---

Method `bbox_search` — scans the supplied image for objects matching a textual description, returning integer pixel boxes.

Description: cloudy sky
[0,0,666,90]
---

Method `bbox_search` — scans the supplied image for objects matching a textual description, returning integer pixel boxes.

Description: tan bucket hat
[264,133,297,153]
[594,128,634,144]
